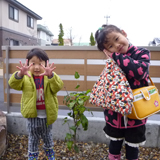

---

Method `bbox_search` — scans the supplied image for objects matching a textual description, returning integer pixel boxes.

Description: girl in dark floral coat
[95,24,150,160]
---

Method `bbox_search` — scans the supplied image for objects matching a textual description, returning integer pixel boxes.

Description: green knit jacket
[8,71,64,125]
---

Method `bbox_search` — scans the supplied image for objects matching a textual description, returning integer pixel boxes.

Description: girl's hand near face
[16,59,33,78]
[103,49,112,59]
[39,60,56,77]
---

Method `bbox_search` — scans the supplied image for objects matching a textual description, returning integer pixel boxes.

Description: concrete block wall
[5,112,160,148]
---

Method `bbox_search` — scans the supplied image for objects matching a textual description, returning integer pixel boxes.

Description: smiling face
[103,30,129,54]
[28,56,45,76]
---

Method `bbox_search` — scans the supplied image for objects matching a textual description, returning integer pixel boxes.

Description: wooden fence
[2,46,160,112]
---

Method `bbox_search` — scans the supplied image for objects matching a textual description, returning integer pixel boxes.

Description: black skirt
[103,123,146,144]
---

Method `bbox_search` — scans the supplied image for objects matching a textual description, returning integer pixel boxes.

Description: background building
[148,38,160,46]
[37,24,54,46]
[52,39,72,46]
[0,0,42,57]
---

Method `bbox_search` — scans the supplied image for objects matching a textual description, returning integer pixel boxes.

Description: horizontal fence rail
[2,46,160,111]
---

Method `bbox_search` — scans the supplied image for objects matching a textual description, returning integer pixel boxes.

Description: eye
[116,37,119,41]
[108,45,112,49]
[32,63,35,65]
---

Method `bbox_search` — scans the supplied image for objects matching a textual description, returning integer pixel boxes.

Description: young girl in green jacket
[9,48,63,160]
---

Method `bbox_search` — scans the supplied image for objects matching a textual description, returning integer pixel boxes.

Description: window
[46,35,50,41]
[9,5,19,21]
[10,39,19,46]
[27,15,34,28]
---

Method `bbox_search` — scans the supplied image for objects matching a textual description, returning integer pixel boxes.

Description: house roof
[52,39,71,44]
[37,24,54,36]
[6,0,42,20]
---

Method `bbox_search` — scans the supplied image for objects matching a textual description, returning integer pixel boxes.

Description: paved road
[1,77,160,120]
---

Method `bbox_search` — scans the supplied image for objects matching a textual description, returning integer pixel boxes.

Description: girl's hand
[103,49,112,59]
[16,59,33,78]
[39,60,56,77]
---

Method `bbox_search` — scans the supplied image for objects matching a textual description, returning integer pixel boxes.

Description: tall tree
[58,23,64,46]
[66,27,76,46]
[89,32,96,46]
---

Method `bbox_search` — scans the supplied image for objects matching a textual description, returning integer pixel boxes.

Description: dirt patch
[0,134,160,160]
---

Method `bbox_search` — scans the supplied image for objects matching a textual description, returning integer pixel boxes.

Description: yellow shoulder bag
[127,76,160,120]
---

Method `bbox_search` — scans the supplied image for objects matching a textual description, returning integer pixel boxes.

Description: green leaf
[75,72,80,79]
[66,133,72,140]
[67,141,73,151]
[74,145,79,153]
[76,120,81,126]
[68,112,72,117]
[81,114,88,131]
[74,111,78,115]
[70,92,77,96]
[74,93,80,97]
[63,117,69,125]
[86,89,91,94]
[75,84,80,89]
[79,107,86,114]
[68,101,76,109]
[70,126,76,132]
[63,95,71,104]
[83,96,90,101]
[78,100,84,105]
[62,121,67,125]
[78,93,85,96]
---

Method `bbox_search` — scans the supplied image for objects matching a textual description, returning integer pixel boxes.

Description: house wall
[0,1,2,26]
[0,0,40,57]
[1,0,37,37]
[37,30,52,46]
[1,29,38,46]
[0,29,37,57]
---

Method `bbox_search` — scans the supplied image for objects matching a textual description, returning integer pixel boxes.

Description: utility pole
[104,15,110,25]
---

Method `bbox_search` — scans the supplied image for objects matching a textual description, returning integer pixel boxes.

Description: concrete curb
[4,112,160,148]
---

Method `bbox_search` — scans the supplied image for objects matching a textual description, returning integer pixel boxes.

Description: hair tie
[98,27,104,33]
[98,27,104,30]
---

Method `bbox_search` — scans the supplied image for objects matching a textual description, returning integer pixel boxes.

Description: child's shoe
[44,147,55,160]
[28,151,38,160]
[108,152,121,160]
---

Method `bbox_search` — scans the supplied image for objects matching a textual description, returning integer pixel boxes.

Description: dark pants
[109,140,138,159]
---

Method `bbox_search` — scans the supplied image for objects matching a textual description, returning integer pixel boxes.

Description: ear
[121,30,127,37]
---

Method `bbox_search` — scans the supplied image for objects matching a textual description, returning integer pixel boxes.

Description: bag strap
[148,76,155,86]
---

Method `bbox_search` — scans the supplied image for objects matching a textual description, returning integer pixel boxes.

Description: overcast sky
[17,0,160,46]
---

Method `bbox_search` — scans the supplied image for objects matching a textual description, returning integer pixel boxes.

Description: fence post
[5,46,10,113]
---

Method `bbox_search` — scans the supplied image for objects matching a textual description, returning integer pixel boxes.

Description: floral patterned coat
[104,45,150,128]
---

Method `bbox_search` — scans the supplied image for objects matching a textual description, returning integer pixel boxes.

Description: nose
[115,43,120,49]
[35,64,39,69]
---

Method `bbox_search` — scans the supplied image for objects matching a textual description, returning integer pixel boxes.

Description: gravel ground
[1,134,160,160]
